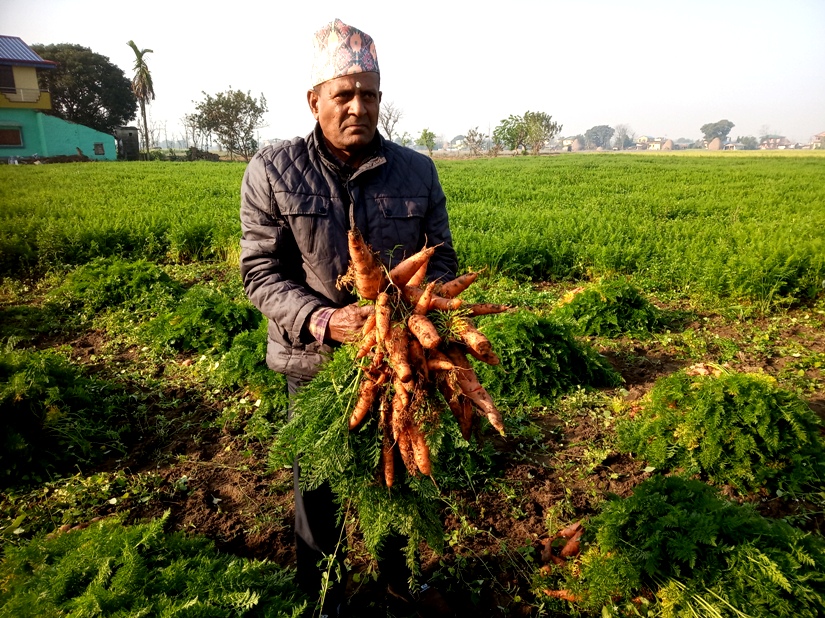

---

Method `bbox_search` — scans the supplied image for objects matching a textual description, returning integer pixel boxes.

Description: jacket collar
[311,123,386,181]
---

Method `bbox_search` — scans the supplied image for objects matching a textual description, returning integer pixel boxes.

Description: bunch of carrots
[343,229,509,488]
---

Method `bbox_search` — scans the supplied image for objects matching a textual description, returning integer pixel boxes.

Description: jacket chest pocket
[371,197,429,261]
[277,194,336,256]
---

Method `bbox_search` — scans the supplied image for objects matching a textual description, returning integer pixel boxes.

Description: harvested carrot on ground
[543,590,580,603]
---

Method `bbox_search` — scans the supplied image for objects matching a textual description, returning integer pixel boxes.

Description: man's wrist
[308,307,336,343]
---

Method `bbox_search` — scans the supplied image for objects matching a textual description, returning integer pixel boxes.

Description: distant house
[723,142,745,151]
[811,131,825,149]
[759,136,791,150]
[1,35,116,161]
[635,136,668,151]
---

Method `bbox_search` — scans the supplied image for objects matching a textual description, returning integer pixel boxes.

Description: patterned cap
[311,18,379,87]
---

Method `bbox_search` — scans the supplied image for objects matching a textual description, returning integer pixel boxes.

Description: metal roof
[0,35,57,69]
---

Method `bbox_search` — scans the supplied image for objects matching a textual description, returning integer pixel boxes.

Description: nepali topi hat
[311,18,379,87]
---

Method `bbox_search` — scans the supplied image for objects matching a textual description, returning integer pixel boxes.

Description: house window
[93,142,105,155]
[0,127,22,147]
[0,66,14,92]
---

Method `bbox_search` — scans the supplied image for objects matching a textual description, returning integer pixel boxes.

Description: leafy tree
[193,89,268,161]
[524,111,562,155]
[126,41,155,158]
[378,101,402,142]
[494,112,561,155]
[584,124,615,150]
[416,128,436,156]
[613,124,635,150]
[700,119,735,143]
[31,43,137,135]
[493,114,528,152]
[738,135,759,150]
[398,131,412,147]
[464,127,485,156]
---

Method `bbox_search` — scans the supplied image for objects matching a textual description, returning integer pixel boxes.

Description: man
[239,18,457,616]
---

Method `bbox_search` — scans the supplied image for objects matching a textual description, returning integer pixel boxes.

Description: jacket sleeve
[239,152,328,346]
[423,159,458,282]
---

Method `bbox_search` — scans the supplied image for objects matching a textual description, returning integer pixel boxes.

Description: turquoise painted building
[1,35,116,161]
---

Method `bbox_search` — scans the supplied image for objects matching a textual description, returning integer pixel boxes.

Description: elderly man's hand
[327,303,375,343]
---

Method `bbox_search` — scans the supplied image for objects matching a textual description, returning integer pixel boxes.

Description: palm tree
[126,40,155,159]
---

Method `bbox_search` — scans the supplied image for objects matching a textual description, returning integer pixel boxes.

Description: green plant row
[616,367,825,494]
[0,512,305,617]
[439,154,825,306]
[0,162,245,275]
[3,154,824,306]
[558,475,825,617]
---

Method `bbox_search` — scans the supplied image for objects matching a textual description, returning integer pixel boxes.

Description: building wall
[0,109,116,160]
[0,65,51,109]
[0,108,44,156]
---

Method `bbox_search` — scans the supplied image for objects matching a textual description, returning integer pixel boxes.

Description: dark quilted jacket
[239,124,458,379]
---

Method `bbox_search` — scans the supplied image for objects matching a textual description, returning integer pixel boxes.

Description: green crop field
[3,152,824,307]
[2,152,825,617]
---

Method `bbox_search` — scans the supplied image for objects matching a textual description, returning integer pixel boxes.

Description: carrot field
[1,152,824,617]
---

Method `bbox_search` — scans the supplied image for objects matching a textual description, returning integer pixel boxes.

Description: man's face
[308,72,381,159]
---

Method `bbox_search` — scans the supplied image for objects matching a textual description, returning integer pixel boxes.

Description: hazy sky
[3,0,824,143]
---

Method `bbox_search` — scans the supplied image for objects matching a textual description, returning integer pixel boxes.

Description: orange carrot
[438,272,478,299]
[557,521,583,539]
[559,533,583,558]
[460,394,475,440]
[347,229,387,300]
[407,314,442,350]
[361,312,376,337]
[356,330,376,359]
[389,246,436,288]
[408,422,432,475]
[543,589,580,603]
[407,260,429,288]
[389,325,413,382]
[457,318,499,365]
[374,292,392,350]
[430,296,463,311]
[349,375,383,430]
[397,428,417,475]
[437,379,472,440]
[382,433,395,488]
[437,379,462,419]
[466,303,510,317]
[414,281,437,315]
[446,346,505,435]
[427,357,455,372]
[407,337,429,382]
[390,378,410,441]
[403,285,463,311]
